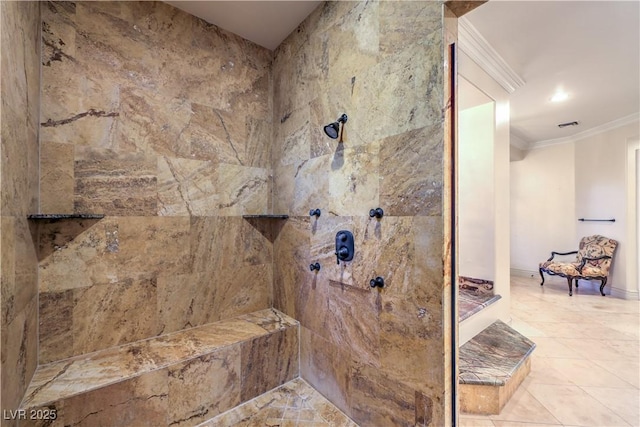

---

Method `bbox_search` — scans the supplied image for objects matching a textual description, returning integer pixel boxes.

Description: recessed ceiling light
[550,92,569,102]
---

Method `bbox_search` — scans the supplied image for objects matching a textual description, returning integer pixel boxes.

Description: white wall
[636,148,640,293]
[459,101,495,281]
[626,140,638,299]
[510,143,576,274]
[458,51,511,344]
[574,123,639,298]
[510,121,639,299]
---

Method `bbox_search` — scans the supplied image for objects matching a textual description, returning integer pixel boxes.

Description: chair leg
[600,278,607,296]
[567,277,573,296]
[539,268,545,286]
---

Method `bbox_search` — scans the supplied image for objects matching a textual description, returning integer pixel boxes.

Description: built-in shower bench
[459,320,536,415]
[20,308,299,426]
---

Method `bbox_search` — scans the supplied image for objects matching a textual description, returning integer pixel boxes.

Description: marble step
[459,320,536,415]
[459,276,500,322]
[459,290,502,322]
[20,308,299,427]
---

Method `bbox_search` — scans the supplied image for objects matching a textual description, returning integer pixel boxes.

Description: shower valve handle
[335,247,349,264]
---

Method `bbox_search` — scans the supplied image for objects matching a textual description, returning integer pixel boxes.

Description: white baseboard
[510,268,538,278]
[509,269,639,299]
[610,286,640,300]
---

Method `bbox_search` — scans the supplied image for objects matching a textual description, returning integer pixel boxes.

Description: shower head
[323,122,340,139]
[323,114,348,140]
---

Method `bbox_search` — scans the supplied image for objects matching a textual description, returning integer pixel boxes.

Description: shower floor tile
[198,378,357,427]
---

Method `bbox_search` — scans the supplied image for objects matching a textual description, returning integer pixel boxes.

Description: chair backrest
[577,235,618,273]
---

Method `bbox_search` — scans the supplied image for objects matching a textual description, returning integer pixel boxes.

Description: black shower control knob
[369,208,384,219]
[338,232,348,242]
[336,247,349,260]
[370,277,384,288]
[309,209,321,217]
[309,262,321,272]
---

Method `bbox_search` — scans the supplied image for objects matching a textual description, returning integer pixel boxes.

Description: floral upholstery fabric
[539,235,618,279]
[576,235,617,275]
[540,261,607,278]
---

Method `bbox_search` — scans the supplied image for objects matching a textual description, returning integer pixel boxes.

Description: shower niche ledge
[242,214,289,219]
[27,213,105,220]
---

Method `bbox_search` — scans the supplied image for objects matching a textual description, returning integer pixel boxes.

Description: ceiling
[167,1,639,150]
[464,1,640,149]
[166,1,322,50]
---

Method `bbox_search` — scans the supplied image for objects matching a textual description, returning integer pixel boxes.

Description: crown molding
[529,113,640,150]
[509,132,530,151]
[458,17,525,94]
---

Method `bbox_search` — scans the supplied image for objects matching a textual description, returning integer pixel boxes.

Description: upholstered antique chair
[539,235,618,296]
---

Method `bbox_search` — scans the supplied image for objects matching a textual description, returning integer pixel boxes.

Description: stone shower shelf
[27,214,105,220]
[242,215,289,219]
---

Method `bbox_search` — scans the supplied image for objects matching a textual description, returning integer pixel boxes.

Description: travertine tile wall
[271,2,452,425]
[37,1,274,363]
[0,1,41,423]
[4,0,461,423]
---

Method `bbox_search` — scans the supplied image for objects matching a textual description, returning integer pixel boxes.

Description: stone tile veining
[459,320,537,386]
[22,309,297,408]
[198,378,358,427]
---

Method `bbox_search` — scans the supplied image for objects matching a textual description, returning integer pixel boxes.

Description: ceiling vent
[558,121,579,128]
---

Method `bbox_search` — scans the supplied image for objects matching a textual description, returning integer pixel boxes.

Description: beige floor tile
[592,358,640,388]
[470,276,640,427]
[540,358,636,388]
[529,337,581,359]
[581,386,640,426]
[574,297,640,314]
[526,384,630,426]
[519,308,591,324]
[575,323,638,341]
[525,320,635,341]
[458,417,496,426]
[512,310,543,322]
[492,421,562,427]
[588,310,640,321]
[488,386,561,425]
[605,340,640,361]
[509,318,547,338]
[587,313,640,339]
[525,357,575,386]
[557,338,639,362]
[524,321,586,339]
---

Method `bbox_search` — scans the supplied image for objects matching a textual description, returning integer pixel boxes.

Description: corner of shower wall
[0,1,42,424]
